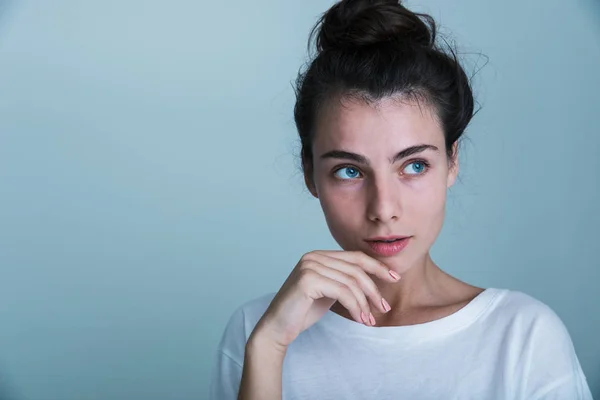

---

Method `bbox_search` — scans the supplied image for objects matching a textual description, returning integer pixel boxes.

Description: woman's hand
[250,250,401,350]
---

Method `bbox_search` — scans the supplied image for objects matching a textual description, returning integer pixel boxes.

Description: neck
[329,252,478,324]
[373,252,443,313]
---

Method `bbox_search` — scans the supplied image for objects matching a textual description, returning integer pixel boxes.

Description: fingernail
[369,313,376,326]
[381,298,391,312]
[360,311,368,324]
[389,270,401,280]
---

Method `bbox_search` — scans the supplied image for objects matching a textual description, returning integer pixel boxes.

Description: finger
[305,252,390,314]
[299,268,370,326]
[304,261,374,323]
[313,250,402,283]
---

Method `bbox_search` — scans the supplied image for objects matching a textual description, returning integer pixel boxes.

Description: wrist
[247,329,288,358]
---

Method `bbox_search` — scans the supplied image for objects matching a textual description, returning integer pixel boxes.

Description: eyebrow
[319,144,439,166]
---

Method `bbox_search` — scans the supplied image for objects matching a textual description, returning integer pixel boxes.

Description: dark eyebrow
[319,144,439,166]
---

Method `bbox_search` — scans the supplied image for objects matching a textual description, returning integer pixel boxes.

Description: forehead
[313,95,444,151]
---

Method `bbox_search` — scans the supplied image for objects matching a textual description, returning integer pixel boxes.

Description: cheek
[417,183,446,209]
[418,194,447,246]
[319,186,361,222]
[407,175,447,226]
[318,186,365,243]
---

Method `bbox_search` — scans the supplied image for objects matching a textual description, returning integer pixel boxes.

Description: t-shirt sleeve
[531,371,594,400]
[520,302,593,400]
[209,306,248,400]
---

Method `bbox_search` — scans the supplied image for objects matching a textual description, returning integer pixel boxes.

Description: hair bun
[314,0,435,52]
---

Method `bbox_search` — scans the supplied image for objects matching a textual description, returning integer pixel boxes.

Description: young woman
[210,1,593,399]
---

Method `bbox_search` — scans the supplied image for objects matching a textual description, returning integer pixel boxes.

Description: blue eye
[403,161,428,175]
[334,166,361,180]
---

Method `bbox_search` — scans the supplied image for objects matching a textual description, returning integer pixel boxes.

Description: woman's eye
[402,161,428,175]
[334,166,361,180]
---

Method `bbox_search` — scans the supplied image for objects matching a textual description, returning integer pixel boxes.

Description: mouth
[365,235,410,243]
[364,236,411,256]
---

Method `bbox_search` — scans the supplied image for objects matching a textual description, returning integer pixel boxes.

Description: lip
[365,235,410,242]
[364,236,411,257]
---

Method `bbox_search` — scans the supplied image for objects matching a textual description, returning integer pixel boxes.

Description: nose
[366,175,401,223]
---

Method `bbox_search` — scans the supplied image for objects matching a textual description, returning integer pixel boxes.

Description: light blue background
[0,1,598,399]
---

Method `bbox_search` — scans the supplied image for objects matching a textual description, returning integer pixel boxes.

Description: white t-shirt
[209,288,593,399]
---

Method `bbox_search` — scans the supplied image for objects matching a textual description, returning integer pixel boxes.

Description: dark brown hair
[294,0,476,187]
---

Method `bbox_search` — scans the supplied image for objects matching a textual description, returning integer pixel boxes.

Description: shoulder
[209,293,277,398]
[487,288,574,348]
[229,291,277,338]
[488,288,567,329]
[215,292,277,364]
[479,288,581,367]
[487,288,591,397]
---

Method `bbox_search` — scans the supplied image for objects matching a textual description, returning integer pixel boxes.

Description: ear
[447,142,459,188]
[303,163,319,198]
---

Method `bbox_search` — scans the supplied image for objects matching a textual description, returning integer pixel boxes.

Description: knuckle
[348,276,361,290]
[341,283,352,294]
[372,288,383,301]
[298,257,321,272]
[350,294,362,309]
[350,263,366,277]
[349,265,371,287]
[300,251,316,262]
[365,277,380,292]
[340,283,354,298]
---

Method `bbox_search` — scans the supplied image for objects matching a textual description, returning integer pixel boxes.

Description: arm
[238,332,287,400]
[215,250,399,399]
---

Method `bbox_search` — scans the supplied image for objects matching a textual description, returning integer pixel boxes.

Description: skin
[237,94,485,400]
[304,94,484,327]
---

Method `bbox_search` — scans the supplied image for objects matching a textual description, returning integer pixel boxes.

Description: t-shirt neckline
[317,287,505,343]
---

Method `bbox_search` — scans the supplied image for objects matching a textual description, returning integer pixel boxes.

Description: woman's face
[306,95,458,272]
